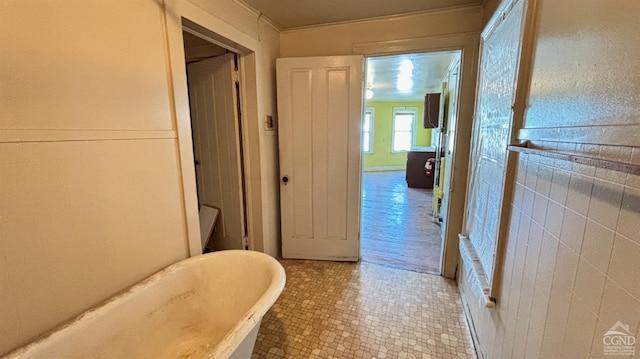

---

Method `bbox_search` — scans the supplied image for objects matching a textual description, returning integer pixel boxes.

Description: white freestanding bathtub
[3,250,286,359]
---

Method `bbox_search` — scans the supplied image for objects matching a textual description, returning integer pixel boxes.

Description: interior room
[360,51,461,274]
[1,0,638,358]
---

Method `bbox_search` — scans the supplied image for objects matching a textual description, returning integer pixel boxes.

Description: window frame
[362,107,375,153]
[391,107,418,153]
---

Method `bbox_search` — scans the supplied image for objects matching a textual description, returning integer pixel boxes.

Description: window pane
[363,133,370,152]
[393,131,412,151]
[363,112,371,131]
[394,114,413,131]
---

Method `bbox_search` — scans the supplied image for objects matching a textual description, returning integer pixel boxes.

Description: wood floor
[361,171,442,274]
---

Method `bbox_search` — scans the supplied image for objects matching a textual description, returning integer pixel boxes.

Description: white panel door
[277,56,364,261]
[187,53,245,250]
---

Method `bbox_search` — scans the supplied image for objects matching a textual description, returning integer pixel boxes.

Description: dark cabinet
[406,149,436,189]
[423,93,441,129]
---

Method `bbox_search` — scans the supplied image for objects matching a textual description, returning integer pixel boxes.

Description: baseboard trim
[363,166,405,172]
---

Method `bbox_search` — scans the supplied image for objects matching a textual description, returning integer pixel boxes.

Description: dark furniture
[406,148,436,189]
[423,93,441,129]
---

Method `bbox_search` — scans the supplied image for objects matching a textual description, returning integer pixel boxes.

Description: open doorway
[360,51,462,274]
[182,30,248,253]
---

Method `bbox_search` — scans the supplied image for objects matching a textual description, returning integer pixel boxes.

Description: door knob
[282,176,289,184]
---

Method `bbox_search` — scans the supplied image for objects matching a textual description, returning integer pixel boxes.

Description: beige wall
[280,6,482,57]
[0,0,281,354]
[0,1,187,353]
[460,0,640,358]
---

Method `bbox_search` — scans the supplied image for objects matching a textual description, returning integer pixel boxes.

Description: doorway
[182,30,248,252]
[360,51,462,274]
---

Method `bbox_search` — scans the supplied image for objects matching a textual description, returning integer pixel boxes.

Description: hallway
[361,171,442,274]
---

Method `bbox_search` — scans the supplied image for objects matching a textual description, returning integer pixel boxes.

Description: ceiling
[366,52,458,102]
[241,0,481,29]
[182,31,228,63]
[183,31,213,48]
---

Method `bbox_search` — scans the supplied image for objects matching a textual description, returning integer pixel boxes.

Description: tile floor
[361,171,442,274]
[252,259,476,359]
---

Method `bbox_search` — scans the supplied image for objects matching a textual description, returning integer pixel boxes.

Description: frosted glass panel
[464,0,525,282]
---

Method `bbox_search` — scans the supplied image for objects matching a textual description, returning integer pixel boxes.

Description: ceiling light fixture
[365,83,374,100]
[396,78,413,93]
[399,59,414,74]
[366,89,374,100]
[397,59,414,93]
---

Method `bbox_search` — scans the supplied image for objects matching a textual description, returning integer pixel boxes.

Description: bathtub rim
[206,250,286,358]
[2,250,286,359]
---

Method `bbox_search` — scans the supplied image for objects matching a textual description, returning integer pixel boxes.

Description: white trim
[229,0,283,32]
[363,107,375,153]
[391,106,418,153]
[281,5,482,33]
[353,31,479,56]
[0,129,176,143]
[230,0,260,17]
[258,14,282,33]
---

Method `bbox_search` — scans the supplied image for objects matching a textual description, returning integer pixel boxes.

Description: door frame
[353,33,480,278]
[164,0,264,256]
[187,53,247,250]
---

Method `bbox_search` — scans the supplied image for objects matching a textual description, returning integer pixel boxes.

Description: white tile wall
[561,295,598,358]
[459,144,640,359]
[566,172,594,216]
[618,187,640,244]
[560,208,586,252]
[581,220,615,273]
[609,235,640,299]
[588,179,624,231]
[549,168,570,205]
[573,258,606,314]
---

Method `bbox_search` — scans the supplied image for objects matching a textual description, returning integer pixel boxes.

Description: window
[363,108,374,153]
[392,107,417,152]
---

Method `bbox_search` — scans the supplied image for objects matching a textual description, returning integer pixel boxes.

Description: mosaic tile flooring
[361,171,442,274]
[252,259,476,359]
